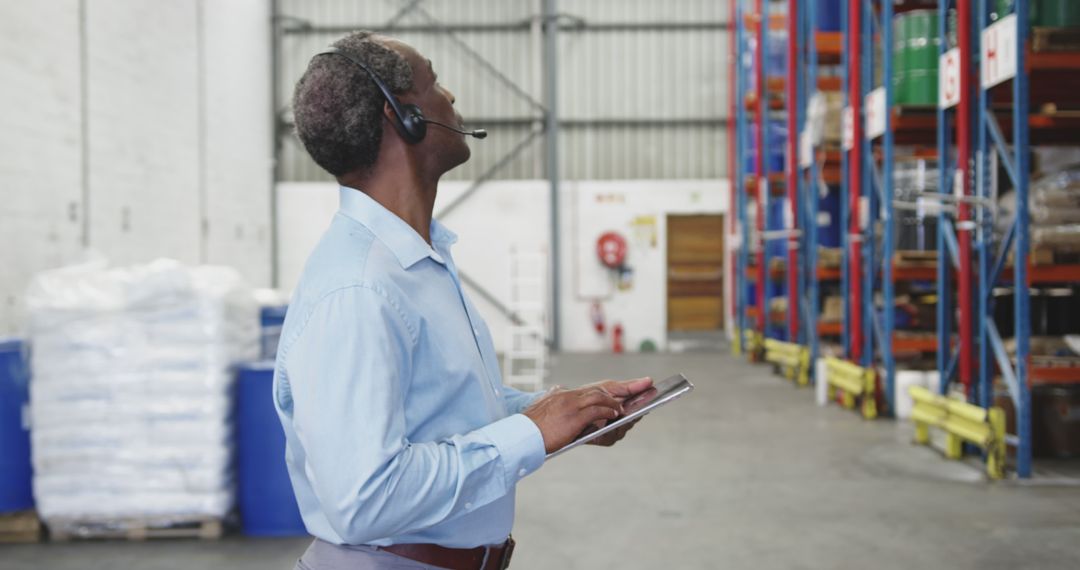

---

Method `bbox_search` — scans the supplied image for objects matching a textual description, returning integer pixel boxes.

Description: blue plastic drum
[259,305,288,360]
[0,338,32,512]
[236,362,307,536]
[816,0,844,32]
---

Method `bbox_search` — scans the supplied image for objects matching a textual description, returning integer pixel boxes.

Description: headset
[315,47,486,144]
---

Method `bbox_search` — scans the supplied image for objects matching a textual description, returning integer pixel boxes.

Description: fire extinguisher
[590,301,606,335]
[612,323,624,354]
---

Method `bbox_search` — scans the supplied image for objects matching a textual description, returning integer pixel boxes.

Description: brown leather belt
[380,536,515,570]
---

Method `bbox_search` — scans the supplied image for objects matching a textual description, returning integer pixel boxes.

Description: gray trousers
[296,538,451,570]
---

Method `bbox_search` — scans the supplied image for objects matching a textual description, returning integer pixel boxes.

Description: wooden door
[667,214,725,331]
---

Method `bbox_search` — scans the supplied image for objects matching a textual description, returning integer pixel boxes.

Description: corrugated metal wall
[275,0,729,181]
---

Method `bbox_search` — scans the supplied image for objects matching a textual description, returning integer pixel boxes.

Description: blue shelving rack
[797,0,818,363]
[834,0,897,413]
[974,0,1033,477]
[733,0,752,355]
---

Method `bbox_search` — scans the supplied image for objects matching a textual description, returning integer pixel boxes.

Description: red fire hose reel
[596,231,628,269]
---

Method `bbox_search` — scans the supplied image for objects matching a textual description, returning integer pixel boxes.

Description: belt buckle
[498,536,515,570]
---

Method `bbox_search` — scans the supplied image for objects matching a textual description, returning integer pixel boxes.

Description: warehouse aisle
[3,351,1079,569]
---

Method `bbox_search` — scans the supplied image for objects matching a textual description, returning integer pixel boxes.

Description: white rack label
[799,130,813,168]
[842,106,854,150]
[939,47,961,109]
[866,87,886,140]
[783,204,794,230]
[953,169,965,200]
[859,196,870,230]
[982,14,1017,89]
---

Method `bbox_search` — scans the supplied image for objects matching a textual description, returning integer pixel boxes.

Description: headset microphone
[424,119,487,139]
[314,47,488,143]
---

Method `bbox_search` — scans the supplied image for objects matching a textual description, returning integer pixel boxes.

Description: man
[274,31,652,570]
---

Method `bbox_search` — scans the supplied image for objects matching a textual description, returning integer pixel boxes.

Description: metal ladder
[503,248,548,392]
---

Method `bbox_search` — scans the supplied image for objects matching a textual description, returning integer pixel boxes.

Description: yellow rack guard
[908,386,1005,480]
[824,357,877,419]
[764,339,810,386]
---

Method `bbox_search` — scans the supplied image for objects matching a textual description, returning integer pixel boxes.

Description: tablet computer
[545,373,694,460]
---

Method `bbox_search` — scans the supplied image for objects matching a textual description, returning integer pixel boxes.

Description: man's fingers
[581,404,621,425]
[578,388,622,412]
[621,377,653,394]
[596,377,654,398]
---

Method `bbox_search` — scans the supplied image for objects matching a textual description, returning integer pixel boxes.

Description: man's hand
[523,385,624,454]
[581,377,652,447]
[583,377,653,401]
[523,377,653,454]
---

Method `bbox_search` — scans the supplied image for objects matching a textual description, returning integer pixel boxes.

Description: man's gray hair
[292,32,414,176]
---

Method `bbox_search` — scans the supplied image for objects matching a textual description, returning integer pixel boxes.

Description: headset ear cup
[400,104,427,144]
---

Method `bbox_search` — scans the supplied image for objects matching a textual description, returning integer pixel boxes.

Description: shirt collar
[338,186,457,269]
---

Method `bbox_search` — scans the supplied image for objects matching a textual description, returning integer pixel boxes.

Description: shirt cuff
[480,414,546,488]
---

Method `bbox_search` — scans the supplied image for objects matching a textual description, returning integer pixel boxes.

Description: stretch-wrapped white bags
[26,259,258,522]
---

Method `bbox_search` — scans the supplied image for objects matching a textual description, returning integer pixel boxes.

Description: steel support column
[786,0,800,342]
[846,0,864,362]
[542,0,562,351]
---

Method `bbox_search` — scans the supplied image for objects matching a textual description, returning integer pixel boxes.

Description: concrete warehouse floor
[3,351,1080,569]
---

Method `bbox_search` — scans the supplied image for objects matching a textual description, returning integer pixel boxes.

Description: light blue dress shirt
[273,186,546,548]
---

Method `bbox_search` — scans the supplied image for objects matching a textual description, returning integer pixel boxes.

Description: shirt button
[518,468,527,478]
[465,502,473,510]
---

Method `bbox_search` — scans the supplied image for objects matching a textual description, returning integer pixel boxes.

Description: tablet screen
[545,373,694,459]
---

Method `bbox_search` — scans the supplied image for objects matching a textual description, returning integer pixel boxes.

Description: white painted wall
[558,180,729,353]
[0,0,273,335]
[277,179,729,354]
[0,1,84,336]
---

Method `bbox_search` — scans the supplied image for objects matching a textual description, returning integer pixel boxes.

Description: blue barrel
[816,0,843,32]
[767,121,786,174]
[767,29,787,75]
[766,197,787,262]
[236,362,307,536]
[0,338,33,512]
[817,187,842,248]
[260,305,288,360]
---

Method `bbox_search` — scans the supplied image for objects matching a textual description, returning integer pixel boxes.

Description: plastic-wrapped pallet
[25,258,258,531]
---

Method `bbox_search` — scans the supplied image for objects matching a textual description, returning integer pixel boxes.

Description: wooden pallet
[46,516,224,542]
[0,511,42,544]
[894,250,938,267]
[1009,245,1080,266]
[1033,27,1080,53]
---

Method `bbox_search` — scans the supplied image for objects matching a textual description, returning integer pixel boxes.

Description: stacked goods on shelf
[894,157,940,251]
[1030,171,1080,261]
[818,247,843,268]
[997,337,1080,458]
[821,91,844,145]
[25,259,259,537]
[999,166,1080,263]
[821,296,843,323]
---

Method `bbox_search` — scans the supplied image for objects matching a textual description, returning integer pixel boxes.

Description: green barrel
[893,9,941,106]
[996,0,1080,28]
[1035,0,1080,27]
[905,70,938,107]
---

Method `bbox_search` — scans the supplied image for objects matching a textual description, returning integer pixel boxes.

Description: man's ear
[383,101,397,126]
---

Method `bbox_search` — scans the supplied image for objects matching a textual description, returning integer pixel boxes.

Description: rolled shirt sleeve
[285,285,546,545]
